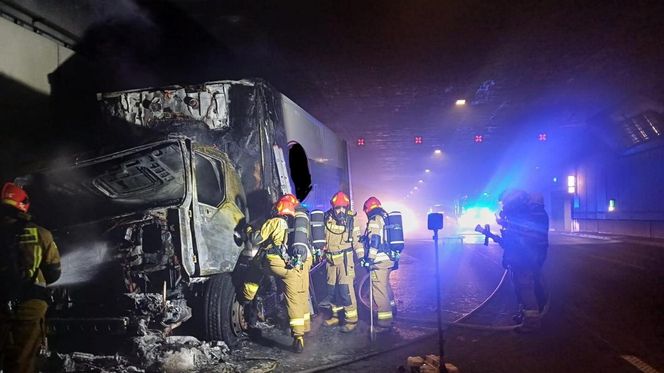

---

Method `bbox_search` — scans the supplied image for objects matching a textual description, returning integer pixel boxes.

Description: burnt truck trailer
[22,79,351,344]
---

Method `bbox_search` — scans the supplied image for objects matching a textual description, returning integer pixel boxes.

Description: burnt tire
[203,273,244,344]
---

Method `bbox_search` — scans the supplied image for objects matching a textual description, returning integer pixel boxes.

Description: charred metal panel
[27,139,188,229]
[99,83,232,131]
[190,145,248,275]
[99,79,288,224]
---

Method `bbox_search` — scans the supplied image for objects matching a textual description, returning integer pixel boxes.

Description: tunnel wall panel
[573,144,664,238]
[0,18,73,93]
[576,219,664,239]
[653,222,664,239]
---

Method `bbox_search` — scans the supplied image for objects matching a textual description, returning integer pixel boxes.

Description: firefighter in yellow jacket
[318,191,363,333]
[281,194,314,334]
[360,196,395,331]
[0,182,61,373]
[241,195,308,352]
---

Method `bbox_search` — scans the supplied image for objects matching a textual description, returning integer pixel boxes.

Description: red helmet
[1,182,30,213]
[330,191,350,208]
[274,198,296,217]
[363,196,381,214]
[280,193,299,206]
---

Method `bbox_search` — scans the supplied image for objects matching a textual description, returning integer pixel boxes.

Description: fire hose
[300,266,550,372]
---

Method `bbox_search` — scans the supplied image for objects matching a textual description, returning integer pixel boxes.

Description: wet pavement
[321,233,664,372]
[234,233,512,372]
[43,233,664,372]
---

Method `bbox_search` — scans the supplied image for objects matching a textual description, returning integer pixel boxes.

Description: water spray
[52,242,112,286]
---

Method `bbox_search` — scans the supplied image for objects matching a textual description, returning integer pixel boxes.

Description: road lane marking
[620,355,661,373]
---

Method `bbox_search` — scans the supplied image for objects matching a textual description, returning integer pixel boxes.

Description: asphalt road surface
[43,232,663,372]
[323,233,664,373]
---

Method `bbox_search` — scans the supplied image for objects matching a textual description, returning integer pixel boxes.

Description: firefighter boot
[340,322,357,333]
[512,311,524,324]
[292,335,304,353]
[516,309,541,333]
[324,317,340,327]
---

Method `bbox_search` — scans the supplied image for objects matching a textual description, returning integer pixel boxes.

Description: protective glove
[295,245,308,258]
[312,248,322,262]
[290,255,303,269]
[359,257,372,269]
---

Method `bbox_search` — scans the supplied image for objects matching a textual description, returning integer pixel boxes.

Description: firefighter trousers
[510,266,539,313]
[0,299,48,373]
[302,254,313,333]
[370,261,394,328]
[326,250,358,324]
[265,254,307,336]
[240,254,265,303]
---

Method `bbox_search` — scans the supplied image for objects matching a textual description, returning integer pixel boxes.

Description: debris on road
[403,354,459,373]
[42,334,239,373]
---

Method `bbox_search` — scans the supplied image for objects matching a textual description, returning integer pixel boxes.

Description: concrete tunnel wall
[0,17,74,180]
[0,17,73,94]
[572,143,664,239]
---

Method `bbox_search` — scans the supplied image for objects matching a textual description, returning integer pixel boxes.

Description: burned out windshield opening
[194,153,224,206]
[288,142,312,201]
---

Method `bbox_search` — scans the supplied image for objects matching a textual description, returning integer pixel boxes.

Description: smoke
[89,0,155,27]
[52,242,112,286]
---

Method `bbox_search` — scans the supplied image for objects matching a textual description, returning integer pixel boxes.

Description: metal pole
[433,230,448,373]
[369,268,375,341]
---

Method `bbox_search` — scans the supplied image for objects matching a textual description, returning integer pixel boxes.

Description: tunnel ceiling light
[434,149,442,155]
[608,199,616,212]
[425,169,431,173]
[455,99,466,106]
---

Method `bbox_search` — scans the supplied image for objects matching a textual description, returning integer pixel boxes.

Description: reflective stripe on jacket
[366,215,390,263]
[18,223,61,286]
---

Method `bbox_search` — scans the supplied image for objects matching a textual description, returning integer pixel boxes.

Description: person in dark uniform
[496,189,549,332]
[0,182,61,373]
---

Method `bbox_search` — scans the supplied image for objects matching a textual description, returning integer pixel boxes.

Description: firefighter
[241,195,308,352]
[281,194,314,334]
[318,191,362,333]
[0,182,61,373]
[360,196,395,331]
[496,189,548,332]
[294,206,314,335]
[528,192,549,313]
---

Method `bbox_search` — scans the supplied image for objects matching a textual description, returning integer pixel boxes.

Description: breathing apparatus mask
[331,206,349,226]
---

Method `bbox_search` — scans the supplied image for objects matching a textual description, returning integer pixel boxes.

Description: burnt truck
[21,79,351,344]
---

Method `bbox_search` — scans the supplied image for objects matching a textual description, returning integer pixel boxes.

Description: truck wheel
[203,273,245,344]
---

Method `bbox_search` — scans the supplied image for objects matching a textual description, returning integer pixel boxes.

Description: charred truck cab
[26,137,250,343]
[21,79,352,344]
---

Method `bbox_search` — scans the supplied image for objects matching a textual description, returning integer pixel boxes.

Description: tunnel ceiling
[6,0,664,192]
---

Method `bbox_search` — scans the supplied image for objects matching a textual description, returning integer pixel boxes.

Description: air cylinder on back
[310,209,326,251]
[289,207,311,261]
[386,211,404,252]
